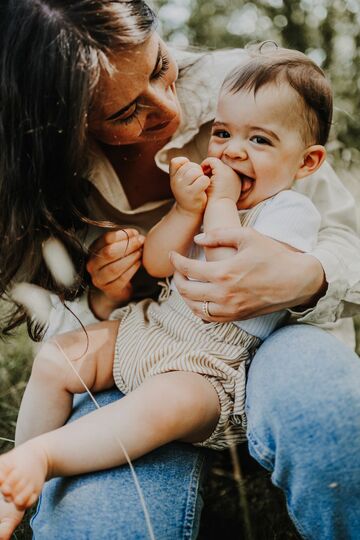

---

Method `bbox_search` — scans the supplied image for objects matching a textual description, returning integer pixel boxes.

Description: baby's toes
[15,493,38,511]
[12,482,38,510]
[0,461,13,484]
[0,483,14,501]
[0,468,24,499]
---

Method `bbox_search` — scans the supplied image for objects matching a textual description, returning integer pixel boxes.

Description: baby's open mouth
[236,173,255,198]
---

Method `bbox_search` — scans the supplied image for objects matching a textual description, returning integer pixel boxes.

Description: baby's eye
[250,135,271,145]
[212,129,230,139]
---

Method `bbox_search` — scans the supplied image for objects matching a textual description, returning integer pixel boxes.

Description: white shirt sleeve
[252,190,321,252]
[292,161,360,323]
[44,293,100,340]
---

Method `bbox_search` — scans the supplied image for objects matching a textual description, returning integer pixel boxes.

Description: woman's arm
[143,157,210,277]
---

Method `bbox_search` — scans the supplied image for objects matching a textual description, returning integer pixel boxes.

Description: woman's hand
[169,227,327,322]
[86,228,145,320]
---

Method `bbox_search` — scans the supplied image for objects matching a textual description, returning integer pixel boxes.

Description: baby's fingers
[173,163,204,187]
[170,157,189,176]
[190,175,211,193]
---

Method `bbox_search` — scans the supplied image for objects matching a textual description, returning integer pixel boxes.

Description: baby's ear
[295,145,327,180]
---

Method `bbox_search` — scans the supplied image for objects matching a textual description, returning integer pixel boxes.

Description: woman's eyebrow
[105,44,162,122]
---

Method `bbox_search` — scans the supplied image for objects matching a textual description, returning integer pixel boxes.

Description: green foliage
[153,0,360,168]
[0,325,33,454]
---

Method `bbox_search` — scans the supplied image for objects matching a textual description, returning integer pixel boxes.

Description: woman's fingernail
[194,233,205,242]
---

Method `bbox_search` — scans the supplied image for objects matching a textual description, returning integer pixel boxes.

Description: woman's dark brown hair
[0,1,156,338]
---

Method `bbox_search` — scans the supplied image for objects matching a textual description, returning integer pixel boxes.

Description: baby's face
[208,83,308,209]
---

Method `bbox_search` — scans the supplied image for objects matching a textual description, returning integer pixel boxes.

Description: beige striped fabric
[111,203,267,450]
[112,291,261,450]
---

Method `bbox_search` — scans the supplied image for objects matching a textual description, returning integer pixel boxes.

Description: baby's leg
[0,371,219,510]
[15,320,119,445]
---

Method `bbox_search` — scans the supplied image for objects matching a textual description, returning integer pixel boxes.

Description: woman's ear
[295,145,327,180]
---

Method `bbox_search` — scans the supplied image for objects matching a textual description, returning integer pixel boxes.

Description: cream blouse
[47,47,360,349]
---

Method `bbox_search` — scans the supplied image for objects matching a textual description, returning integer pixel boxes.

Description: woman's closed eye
[114,103,140,126]
[152,53,170,81]
[113,53,171,126]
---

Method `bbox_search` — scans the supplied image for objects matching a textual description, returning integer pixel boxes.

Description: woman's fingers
[193,228,247,249]
[169,251,222,283]
[89,228,139,253]
[101,260,142,296]
[173,271,236,322]
[87,233,144,274]
[91,249,143,288]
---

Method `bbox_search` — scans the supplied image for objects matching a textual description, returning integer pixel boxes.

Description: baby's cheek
[207,140,220,158]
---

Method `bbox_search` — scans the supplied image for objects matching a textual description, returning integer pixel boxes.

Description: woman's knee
[245,324,360,470]
[247,323,359,408]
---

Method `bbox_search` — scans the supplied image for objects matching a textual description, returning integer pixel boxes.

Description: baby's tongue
[241,176,253,192]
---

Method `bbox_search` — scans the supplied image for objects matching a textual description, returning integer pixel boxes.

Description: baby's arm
[143,157,210,277]
[201,157,241,261]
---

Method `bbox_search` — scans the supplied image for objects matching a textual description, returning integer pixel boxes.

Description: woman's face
[89,33,181,146]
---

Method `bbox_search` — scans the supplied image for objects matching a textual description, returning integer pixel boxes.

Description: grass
[1,314,359,538]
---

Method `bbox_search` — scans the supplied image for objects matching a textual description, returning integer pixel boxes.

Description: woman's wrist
[292,254,328,311]
[87,288,123,321]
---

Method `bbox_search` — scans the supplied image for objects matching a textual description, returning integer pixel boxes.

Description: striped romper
[110,205,269,451]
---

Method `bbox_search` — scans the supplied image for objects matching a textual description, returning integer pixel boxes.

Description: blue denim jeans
[31,324,360,539]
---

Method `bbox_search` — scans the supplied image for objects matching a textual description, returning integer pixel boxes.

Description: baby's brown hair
[223,42,333,146]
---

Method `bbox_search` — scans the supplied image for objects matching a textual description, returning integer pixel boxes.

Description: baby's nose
[224,144,247,160]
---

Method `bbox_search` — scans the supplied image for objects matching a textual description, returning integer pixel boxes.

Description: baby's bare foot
[0,497,25,540]
[0,441,48,510]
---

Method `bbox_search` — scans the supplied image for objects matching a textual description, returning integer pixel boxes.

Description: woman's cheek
[91,120,144,146]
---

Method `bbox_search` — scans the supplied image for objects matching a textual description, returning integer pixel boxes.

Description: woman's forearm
[143,203,202,277]
[203,198,240,261]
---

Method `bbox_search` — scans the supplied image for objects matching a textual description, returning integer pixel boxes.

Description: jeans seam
[247,431,311,540]
[246,427,274,471]
[30,494,42,539]
[182,452,206,540]
[270,477,311,540]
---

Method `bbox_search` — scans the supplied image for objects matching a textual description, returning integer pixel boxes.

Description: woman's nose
[145,83,178,126]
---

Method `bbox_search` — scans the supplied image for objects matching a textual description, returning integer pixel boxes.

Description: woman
[0,1,359,539]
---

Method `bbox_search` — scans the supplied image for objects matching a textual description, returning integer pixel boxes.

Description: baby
[0,44,332,513]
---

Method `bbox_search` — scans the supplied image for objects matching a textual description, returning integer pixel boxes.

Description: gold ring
[202,301,211,318]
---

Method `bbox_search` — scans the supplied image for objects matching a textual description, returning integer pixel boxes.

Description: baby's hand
[170,157,210,215]
[201,157,241,203]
